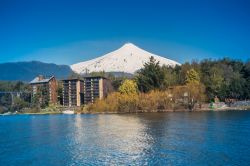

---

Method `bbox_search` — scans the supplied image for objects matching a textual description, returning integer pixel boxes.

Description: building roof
[83,75,108,79]
[61,78,84,81]
[30,76,55,84]
[61,76,107,81]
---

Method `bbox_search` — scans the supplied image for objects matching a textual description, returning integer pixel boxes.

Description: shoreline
[1,106,250,116]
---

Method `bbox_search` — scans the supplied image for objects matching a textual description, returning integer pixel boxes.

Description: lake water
[0,111,250,166]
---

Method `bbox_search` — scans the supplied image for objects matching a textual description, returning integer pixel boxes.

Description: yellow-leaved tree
[185,68,200,84]
[117,79,138,112]
[118,79,138,95]
[185,69,206,110]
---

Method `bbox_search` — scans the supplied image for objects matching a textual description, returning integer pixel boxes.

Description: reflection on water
[69,115,153,165]
[0,111,250,165]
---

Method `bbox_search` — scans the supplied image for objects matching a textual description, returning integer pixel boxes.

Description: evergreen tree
[136,56,165,92]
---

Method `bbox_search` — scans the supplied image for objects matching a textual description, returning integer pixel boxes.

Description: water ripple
[0,111,250,165]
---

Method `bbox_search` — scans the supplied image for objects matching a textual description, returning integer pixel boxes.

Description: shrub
[137,90,172,111]
[170,82,206,110]
[157,91,173,110]
[117,94,138,113]
[87,85,205,113]
[87,92,138,113]
[87,92,120,112]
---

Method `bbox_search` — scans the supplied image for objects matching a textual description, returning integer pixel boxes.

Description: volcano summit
[71,43,180,74]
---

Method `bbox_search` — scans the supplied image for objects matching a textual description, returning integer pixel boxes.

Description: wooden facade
[30,75,57,104]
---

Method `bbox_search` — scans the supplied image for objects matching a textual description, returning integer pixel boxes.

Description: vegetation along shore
[0,57,250,114]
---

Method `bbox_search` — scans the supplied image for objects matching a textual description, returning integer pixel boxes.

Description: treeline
[163,58,250,100]
[1,57,249,113]
[116,57,250,101]
[86,57,250,113]
[0,81,60,113]
[0,81,30,92]
[136,57,250,101]
[0,81,31,113]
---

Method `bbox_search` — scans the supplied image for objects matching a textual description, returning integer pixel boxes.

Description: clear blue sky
[0,0,249,65]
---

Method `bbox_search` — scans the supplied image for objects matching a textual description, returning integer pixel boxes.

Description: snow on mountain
[71,43,180,74]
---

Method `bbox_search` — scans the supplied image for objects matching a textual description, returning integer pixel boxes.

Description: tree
[31,85,49,108]
[57,81,63,105]
[68,72,82,79]
[245,79,250,99]
[227,73,245,99]
[136,56,165,92]
[0,94,11,107]
[90,71,106,77]
[242,61,250,78]
[242,61,250,98]
[118,79,138,95]
[185,68,200,84]
[203,65,224,100]
[12,97,29,111]
[161,66,178,88]
[110,76,127,91]
[31,94,40,108]
[184,68,206,110]
[186,82,206,105]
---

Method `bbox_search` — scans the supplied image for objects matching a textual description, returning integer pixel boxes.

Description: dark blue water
[0,111,250,166]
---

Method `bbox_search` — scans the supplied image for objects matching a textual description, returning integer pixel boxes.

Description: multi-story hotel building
[83,76,113,104]
[30,75,57,104]
[62,78,84,107]
[62,76,112,107]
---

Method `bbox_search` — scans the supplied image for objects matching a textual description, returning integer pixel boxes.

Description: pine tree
[136,56,165,92]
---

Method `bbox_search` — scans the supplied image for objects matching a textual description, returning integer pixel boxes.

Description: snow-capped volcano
[71,43,180,74]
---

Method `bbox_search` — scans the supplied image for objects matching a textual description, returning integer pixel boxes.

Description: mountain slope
[71,43,180,74]
[0,61,73,81]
